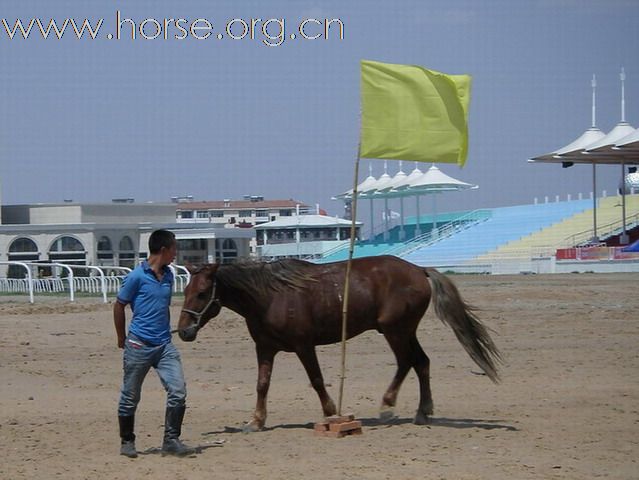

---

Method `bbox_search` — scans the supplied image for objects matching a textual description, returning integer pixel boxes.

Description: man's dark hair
[148,229,176,254]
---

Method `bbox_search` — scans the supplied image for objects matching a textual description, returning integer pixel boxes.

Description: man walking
[114,229,195,457]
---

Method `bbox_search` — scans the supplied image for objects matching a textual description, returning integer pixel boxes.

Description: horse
[177,255,501,431]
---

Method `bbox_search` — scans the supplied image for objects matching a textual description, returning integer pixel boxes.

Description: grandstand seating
[401,199,592,267]
[473,194,639,262]
[318,195,639,269]
[319,210,491,263]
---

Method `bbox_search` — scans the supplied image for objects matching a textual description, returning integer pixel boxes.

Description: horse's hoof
[379,408,397,424]
[414,411,432,426]
[242,422,262,434]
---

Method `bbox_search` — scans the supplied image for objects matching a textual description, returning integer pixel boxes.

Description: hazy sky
[1,0,638,220]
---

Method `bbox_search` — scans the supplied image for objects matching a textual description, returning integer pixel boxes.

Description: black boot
[118,415,137,458]
[161,406,196,457]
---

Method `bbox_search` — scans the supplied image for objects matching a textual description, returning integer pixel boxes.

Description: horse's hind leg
[296,346,337,418]
[245,343,277,433]
[380,331,413,422]
[410,335,433,425]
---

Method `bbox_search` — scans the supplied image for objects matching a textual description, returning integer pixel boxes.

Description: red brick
[325,414,355,424]
[328,420,362,433]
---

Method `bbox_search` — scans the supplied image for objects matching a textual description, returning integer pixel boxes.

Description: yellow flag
[360,60,471,166]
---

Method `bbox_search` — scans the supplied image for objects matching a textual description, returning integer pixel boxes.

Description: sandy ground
[1,273,638,480]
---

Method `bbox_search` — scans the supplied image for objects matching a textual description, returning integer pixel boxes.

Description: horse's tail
[425,268,502,383]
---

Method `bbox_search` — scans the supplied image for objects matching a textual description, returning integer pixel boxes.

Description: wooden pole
[337,144,361,415]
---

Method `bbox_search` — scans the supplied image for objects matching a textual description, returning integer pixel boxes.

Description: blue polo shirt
[117,261,173,345]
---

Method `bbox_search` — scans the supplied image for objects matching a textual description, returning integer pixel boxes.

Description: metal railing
[0,262,34,303]
[0,262,191,303]
[563,212,639,247]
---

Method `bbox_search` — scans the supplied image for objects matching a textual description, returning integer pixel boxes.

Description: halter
[175,280,220,333]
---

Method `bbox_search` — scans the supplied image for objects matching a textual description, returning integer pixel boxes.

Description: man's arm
[113,301,127,349]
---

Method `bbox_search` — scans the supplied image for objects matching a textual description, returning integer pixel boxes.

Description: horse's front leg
[296,346,337,418]
[244,343,277,433]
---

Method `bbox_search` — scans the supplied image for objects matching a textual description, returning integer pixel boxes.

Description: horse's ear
[184,262,197,274]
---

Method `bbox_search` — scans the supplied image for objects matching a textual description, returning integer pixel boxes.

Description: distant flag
[360,60,472,167]
[382,209,401,221]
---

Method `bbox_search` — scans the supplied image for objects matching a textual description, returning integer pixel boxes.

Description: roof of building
[175,199,309,210]
[255,214,361,230]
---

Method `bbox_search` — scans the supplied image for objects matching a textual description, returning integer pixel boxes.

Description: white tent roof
[404,165,425,183]
[528,125,639,165]
[255,214,361,230]
[333,173,377,199]
[613,126,639,152]
[407,165,477,193]
[379,164,423,197]
[529,127,606,163]
[375,167,408,195]
[551,121,637,163]
[584,121,636,152]
[332,164,479,201]
[555,127,606,155]
[360,171,392,196]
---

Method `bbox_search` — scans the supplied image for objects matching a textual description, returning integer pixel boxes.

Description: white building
[0,201,253,277]
[175,196,310,228]
[255,214,361,260]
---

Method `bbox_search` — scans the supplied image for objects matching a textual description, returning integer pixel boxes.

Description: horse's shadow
[426,417,518,431]
[203,416,517,435]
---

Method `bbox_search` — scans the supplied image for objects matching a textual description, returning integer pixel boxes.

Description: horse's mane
[215,259,318,301]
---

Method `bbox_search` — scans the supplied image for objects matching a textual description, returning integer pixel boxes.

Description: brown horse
[177,255,501,431]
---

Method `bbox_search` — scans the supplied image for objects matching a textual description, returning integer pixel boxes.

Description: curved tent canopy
[407,165,477,193]
[333,173,377,200]
[614,127,639,153]
[528,71,638,245]
[530,123,639,165]
[360,171,393,197]
[335,164,477,200]
[585,122,635,152]
[385,164,424,197]
[374,167,408,198]
[529,127,606,163]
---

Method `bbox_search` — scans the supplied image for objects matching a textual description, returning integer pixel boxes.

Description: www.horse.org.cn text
[1,11,345,47]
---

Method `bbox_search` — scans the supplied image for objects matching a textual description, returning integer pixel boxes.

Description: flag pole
[337,142,361,416]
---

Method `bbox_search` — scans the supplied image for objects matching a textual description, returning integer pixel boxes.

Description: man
[114,229,195,457]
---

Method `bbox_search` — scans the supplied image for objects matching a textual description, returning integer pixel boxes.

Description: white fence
[0,261,190,304]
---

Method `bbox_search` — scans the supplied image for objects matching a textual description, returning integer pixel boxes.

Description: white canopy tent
[333,163,477,240]
[614,126,639,152]
[375,161,409,240]
[529,71,638,244]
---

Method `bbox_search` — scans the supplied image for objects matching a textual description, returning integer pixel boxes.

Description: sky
[1,0,638,223]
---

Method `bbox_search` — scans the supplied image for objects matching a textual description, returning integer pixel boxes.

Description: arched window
[9,237,38,255]
[48,236,86,268]
[118,236,136,268]
[97,236,114,264]
[98,236,112,251]
[7,237,39,278]
[119,236,134,251]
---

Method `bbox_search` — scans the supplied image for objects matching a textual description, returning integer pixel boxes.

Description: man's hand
[113,301,127,349]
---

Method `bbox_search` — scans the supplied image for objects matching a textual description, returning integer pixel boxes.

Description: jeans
[118,334,187,417]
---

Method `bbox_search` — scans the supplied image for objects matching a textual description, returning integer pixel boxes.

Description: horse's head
[178,264,222,342]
